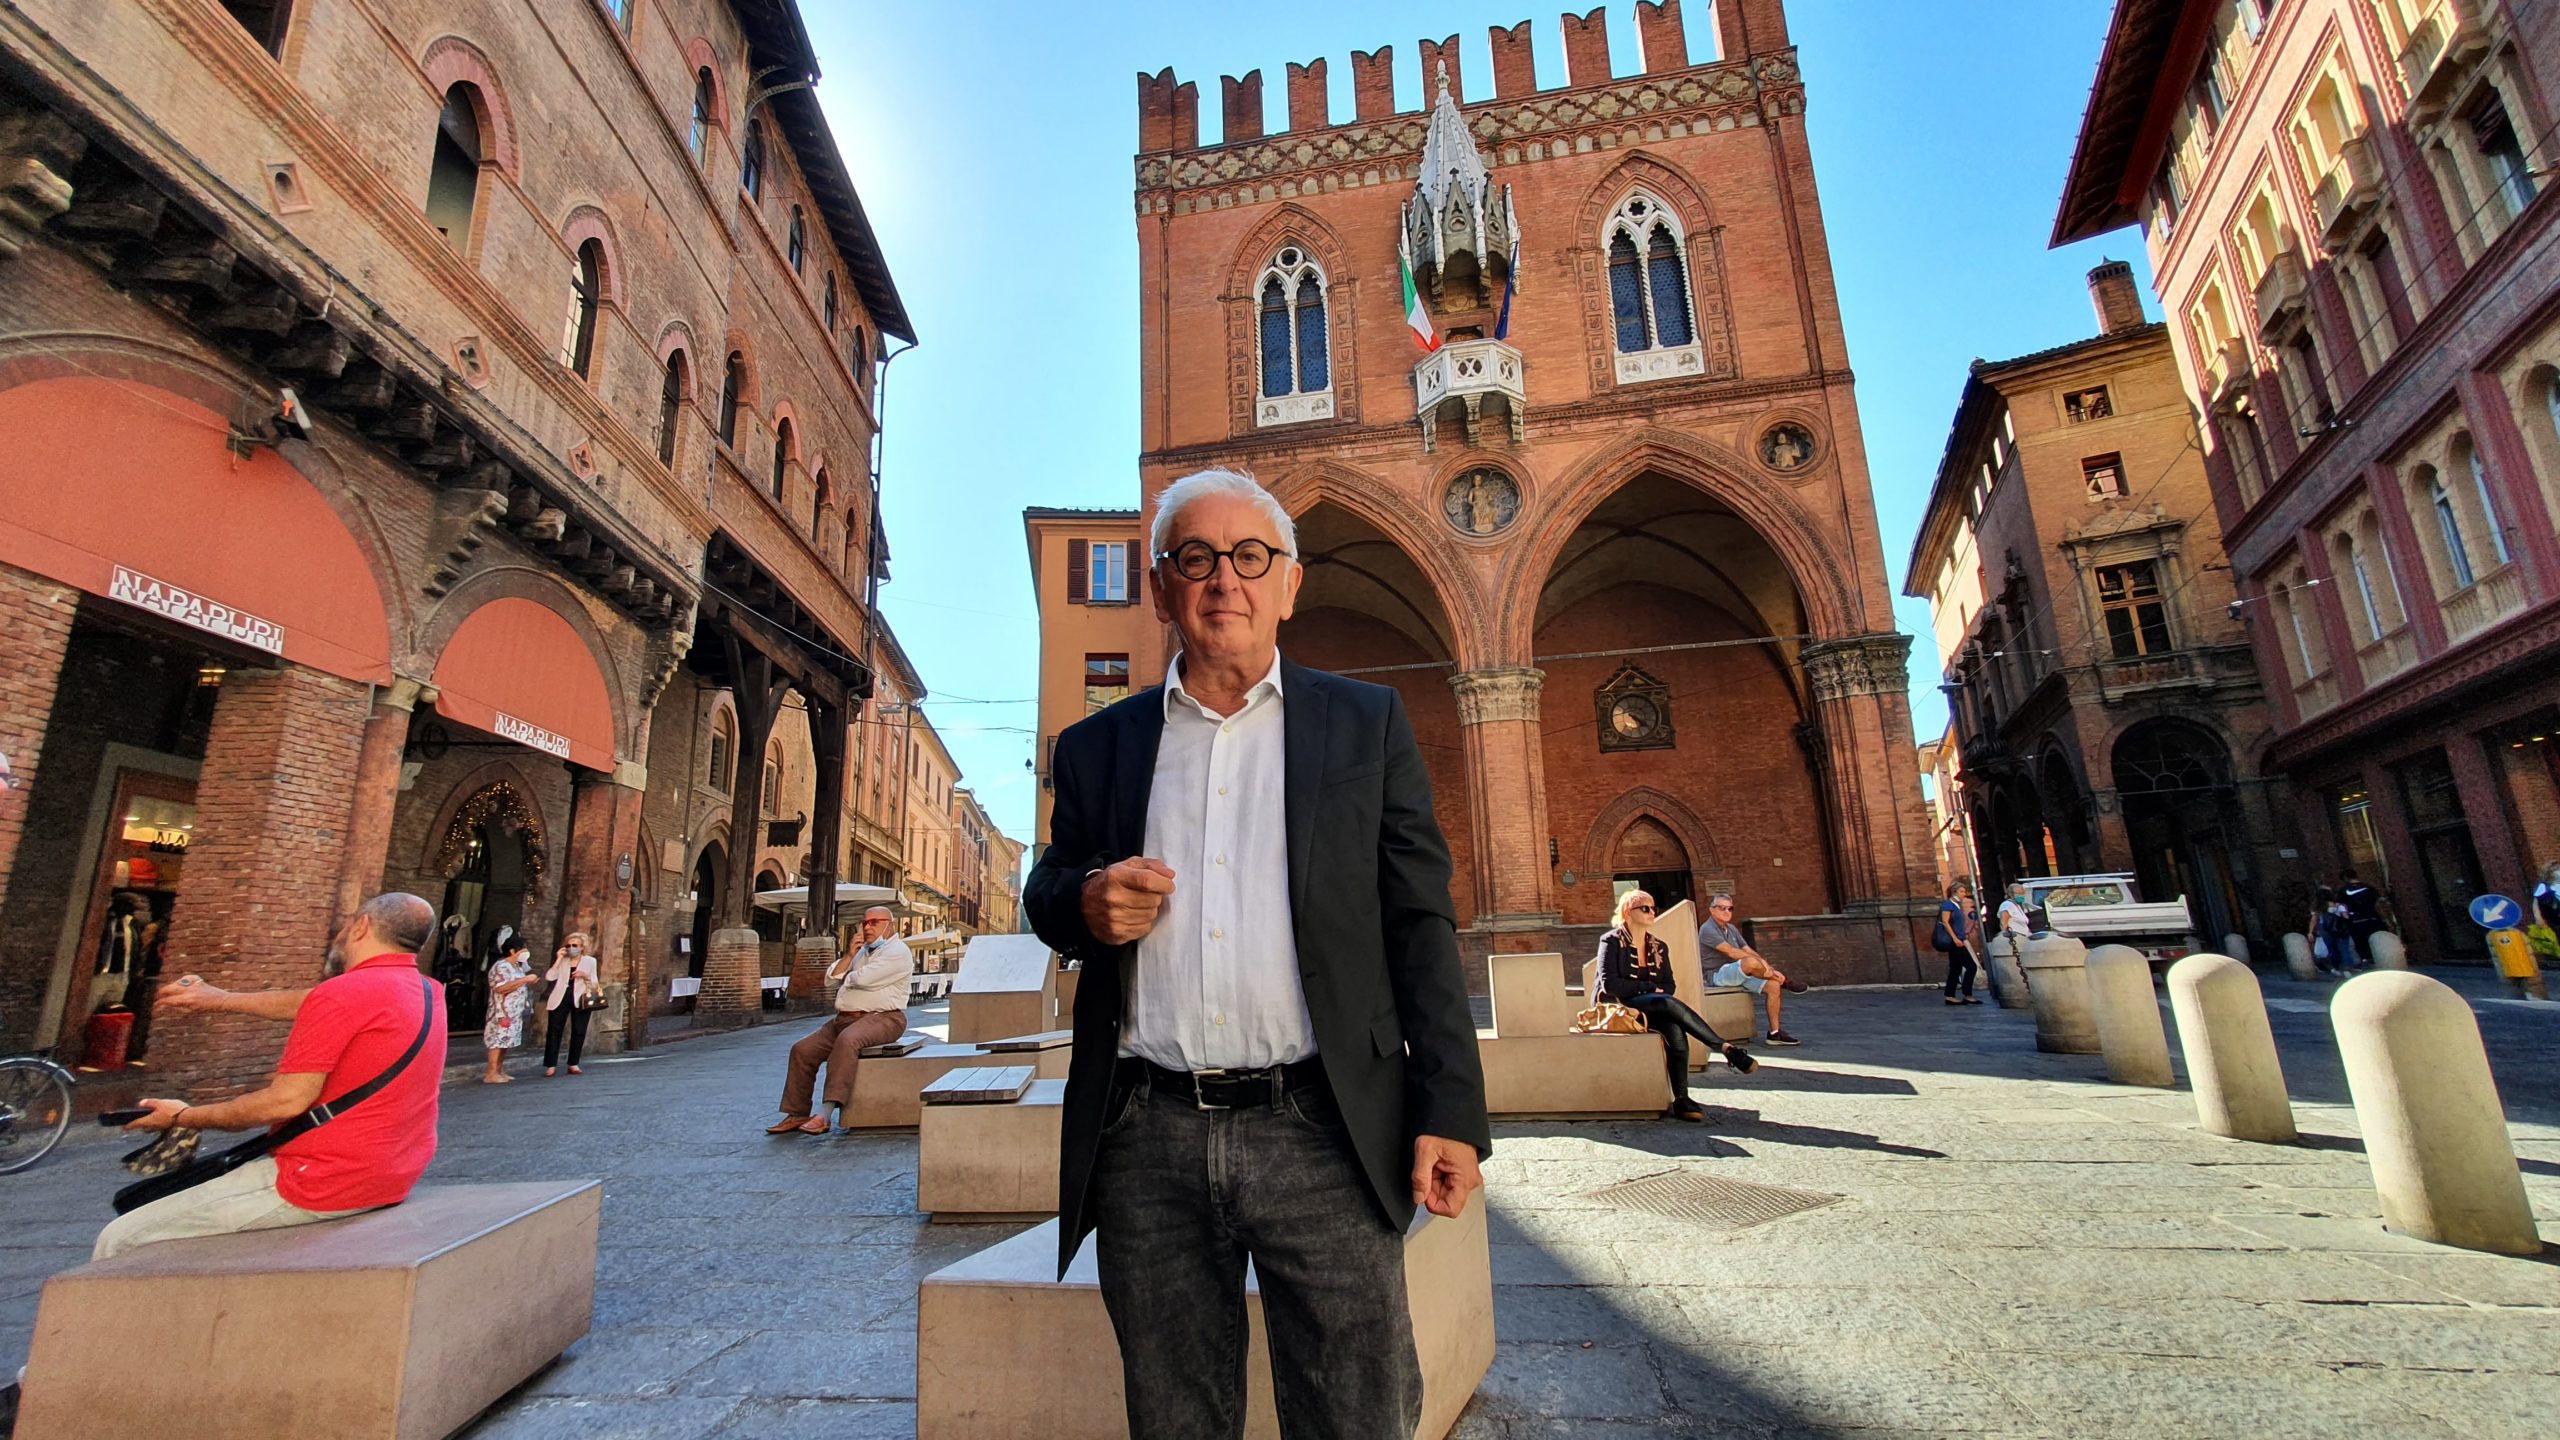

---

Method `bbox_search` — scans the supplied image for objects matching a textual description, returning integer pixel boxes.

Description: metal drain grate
[1577,1172,1841,1231]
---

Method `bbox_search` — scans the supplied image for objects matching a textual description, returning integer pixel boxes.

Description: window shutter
[1067,538,1088,603]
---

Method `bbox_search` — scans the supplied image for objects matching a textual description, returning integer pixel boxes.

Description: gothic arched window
[770,415,794,501]
[823,273,838,333]
[657,348,688,466]
[740,118,764,200]
[560,238,604,377]
[1603,192,1697,360]
[787,206,806,273]
[718,350,744,447]
[1255,247,1330,405]
[689,68,714,161]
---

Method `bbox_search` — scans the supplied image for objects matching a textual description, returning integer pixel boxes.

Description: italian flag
[1400,234,1439,352]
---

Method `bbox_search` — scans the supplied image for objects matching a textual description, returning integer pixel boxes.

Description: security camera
[278,386,313,438]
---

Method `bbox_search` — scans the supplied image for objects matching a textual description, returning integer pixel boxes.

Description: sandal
[766,1115,813,1135]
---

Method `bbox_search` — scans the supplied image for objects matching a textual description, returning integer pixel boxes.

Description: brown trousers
[783,1008,909,1113]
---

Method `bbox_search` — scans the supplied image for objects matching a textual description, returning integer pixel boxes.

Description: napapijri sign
[108,566,285,655]
[494,711,571,759]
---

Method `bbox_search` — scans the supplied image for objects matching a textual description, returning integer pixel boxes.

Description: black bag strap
[267,975,436,1145]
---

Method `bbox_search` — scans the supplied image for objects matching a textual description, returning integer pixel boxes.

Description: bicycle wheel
[0,1056,74,1174]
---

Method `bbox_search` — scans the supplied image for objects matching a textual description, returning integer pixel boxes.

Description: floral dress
[483,956,532,1049]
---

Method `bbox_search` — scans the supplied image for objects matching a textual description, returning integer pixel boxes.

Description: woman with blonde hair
[1593,888,1754,1123]
[541,931,601,1077]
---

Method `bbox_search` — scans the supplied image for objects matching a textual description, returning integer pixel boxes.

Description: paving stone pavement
[3,971,2556,1438]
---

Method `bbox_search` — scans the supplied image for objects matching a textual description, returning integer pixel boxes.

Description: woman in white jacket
[542,931,601,1077]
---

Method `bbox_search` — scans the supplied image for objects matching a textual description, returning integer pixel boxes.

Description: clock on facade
[1593,663,1673,752]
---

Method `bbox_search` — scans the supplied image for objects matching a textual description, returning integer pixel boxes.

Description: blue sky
[799,0,2154,863]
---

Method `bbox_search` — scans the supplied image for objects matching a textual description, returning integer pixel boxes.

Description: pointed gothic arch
[1264,458,1487,665]
[1222,204,1364,431]
[1579,785,1724,882]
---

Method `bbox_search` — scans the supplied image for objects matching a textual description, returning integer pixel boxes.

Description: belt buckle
[1189,1068,1233,1110]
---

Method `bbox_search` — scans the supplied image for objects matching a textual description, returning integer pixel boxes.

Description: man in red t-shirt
[99,892,446,1260]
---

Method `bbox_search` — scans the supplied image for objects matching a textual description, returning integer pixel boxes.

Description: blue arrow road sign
[2469,893,2522,930]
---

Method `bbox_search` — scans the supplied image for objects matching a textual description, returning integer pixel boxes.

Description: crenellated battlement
[1132,1,1802,209]
[1135,1,1792,160]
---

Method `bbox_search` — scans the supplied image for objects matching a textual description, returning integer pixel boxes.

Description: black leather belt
[1120,1055,1326,1110]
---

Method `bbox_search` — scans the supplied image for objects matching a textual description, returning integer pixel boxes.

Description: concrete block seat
[920,1077,1065,1221]
[17,1181,599,1440]
[1477,1029,1675,1116]
[918,1194,1491,1440]
[948,933,1061,1044]
[845,1040,1072,1129]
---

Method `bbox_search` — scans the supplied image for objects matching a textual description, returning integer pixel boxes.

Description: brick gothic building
[1907,264,2293,948]
[2057,0,2560,962]
[0,0,925,1096]
[1034,0,1939,984]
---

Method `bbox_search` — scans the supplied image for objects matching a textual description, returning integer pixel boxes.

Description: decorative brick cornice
[1134,55,1803,211]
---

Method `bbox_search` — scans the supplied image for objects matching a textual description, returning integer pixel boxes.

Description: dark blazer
[1595,927,1673,1003]
[1025,657,1492,1277]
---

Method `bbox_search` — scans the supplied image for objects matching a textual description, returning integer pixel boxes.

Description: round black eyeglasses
[1158,538,1289,581]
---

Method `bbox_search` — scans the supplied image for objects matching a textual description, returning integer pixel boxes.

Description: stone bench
[16,1181,599,1440]
[920,1077,1065,1221]
[917,1194,1491,1439]
[1477,1028,1674,1116]
[845,1040,1072,1129]
[948,933,1060,1044]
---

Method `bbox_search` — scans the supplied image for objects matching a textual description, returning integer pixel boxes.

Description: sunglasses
[1630,904,1655,914]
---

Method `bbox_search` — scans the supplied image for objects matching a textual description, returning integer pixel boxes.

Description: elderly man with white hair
[1026,468,1489,1439]
[767,905,914,1135]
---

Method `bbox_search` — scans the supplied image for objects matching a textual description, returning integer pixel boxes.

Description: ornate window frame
[1601,190,1702,385]
[1253,246,1334,427]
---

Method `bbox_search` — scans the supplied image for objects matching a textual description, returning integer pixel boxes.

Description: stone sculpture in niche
[1442,467,1521,537]
[1760,421,1817,472]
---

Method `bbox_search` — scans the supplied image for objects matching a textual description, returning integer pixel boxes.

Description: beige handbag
[1571,998,1650,1035]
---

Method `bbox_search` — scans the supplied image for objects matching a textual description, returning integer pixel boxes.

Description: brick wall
[0,563,77,979]
[151,664,375,1099]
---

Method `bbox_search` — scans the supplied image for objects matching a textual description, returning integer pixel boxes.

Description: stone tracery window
[1603,192,1699,383]
[1254,246,1332,426]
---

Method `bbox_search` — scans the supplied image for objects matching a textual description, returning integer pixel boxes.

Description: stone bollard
[2368,931,2409,970]
[2166,954,2296,1143]
[2332,972,2540,1254]
[2222,932,2252,966]
[2280,933,2318,981]
[2019,935,2097,1053]
[1982,934,2033,1010]
[2086,944,2175,1086]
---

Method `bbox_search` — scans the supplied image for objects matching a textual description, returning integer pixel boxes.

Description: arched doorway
[2112,718,2240,942]
[1610,815,1692,915]
[1276,500,1472,924]
[431,779,546,1031]
[1530,472,1828,924]
[687,840,726,981]
[2039,747,2092,874]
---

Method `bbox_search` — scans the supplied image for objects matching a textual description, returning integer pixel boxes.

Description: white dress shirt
[1123,650,1315,1071]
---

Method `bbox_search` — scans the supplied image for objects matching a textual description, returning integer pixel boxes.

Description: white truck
[2018,873,2199,963]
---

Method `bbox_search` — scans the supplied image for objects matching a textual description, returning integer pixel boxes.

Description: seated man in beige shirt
[768,906,914,1135]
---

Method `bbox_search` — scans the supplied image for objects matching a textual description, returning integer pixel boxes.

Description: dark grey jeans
[1090,1071,1422,1440]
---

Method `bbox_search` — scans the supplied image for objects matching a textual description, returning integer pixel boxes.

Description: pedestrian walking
[1935,881,1981,1004]
[768,906,914,1135]
[2338,872,2389,969]
[480,939,536,1083]
[541,932,600,1077]
[1594,888,1756,1123]
[2310,887,2357,976]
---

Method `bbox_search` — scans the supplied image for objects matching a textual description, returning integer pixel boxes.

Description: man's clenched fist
[1083,857,1176,945]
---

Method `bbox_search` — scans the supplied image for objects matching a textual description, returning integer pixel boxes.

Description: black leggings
[1625,994,1728,1102]
[1943,945,1978,998]
[543,1001,591,1069]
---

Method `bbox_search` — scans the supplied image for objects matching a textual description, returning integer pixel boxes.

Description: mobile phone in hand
[98,1108,150,1126]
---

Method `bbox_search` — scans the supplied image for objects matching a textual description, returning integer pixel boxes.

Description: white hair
[1149,468,1298,562]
